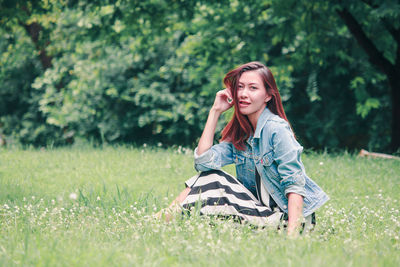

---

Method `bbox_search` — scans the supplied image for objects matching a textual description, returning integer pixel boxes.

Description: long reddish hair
[221,62,289,150]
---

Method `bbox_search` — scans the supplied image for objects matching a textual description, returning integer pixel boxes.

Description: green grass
[0,146,399,266]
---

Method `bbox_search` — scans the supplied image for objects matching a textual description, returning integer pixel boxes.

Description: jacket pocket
[261,151,279,180]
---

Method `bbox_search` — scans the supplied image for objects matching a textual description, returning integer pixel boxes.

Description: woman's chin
[238,107,253,115]
[238,106,250,113]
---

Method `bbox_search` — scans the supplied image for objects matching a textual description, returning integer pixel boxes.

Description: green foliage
[0,0,398,151]
[269,0,397,151]
[0,23,64,145]
[16,0,295,146]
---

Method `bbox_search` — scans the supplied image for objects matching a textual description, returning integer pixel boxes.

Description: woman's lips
[239,101,250,108]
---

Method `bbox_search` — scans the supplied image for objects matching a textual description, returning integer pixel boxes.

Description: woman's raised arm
[197,89,233,155]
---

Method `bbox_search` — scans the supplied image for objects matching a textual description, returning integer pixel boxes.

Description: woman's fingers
[225,88,232,100]
[218,88,233,104]
[212,88,233,113]
[225,88,233,104]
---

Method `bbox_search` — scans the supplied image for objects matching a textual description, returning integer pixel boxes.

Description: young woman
[158,62,329,236]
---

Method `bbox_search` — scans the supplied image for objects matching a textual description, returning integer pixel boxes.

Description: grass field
[0,146,399,266]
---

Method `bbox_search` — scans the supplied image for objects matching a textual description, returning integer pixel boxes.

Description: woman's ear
[265,95,272,103]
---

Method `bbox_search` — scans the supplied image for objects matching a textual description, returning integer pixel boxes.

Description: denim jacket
[194,107,329,217]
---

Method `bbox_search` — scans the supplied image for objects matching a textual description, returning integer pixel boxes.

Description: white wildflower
[69,192,78,200]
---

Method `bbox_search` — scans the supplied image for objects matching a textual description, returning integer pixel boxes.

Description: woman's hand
[211,88,234,114]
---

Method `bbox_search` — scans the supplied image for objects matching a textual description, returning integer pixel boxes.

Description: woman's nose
[239,87,249,98]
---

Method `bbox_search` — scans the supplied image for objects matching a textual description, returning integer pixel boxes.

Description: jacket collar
[253,107,274,139]
[245,107,275,145]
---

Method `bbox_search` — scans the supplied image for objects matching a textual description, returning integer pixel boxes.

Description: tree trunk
[337,7,400,152]
[22,22,52,69]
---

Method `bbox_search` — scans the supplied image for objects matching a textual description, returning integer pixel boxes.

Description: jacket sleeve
[194,142,234,172]
[270,122,306,197]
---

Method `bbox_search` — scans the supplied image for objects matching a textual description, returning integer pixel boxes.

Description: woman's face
[237,71,271,118]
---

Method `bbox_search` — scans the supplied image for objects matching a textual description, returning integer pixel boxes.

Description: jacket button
[270,190,274,194]
[283,205,287,209]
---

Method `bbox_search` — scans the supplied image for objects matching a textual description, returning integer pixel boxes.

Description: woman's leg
[175,187,191,203]
[155,187,191,221]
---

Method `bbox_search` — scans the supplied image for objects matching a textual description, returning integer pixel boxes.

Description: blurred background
[0,0,399,152]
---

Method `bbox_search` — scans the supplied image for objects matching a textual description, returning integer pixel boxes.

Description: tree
[0,0,54,69]
[1,0,397,151]
[336,0,400,151]
[271,0,400,151]
[19,0,294,146]
[0,0,65,145]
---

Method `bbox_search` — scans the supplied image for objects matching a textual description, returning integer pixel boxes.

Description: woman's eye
[251,86,257,90]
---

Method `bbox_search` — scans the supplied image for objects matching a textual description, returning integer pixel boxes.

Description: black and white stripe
[182,170,283,227]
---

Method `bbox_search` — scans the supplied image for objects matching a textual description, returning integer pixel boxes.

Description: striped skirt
[181,170,284,227]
